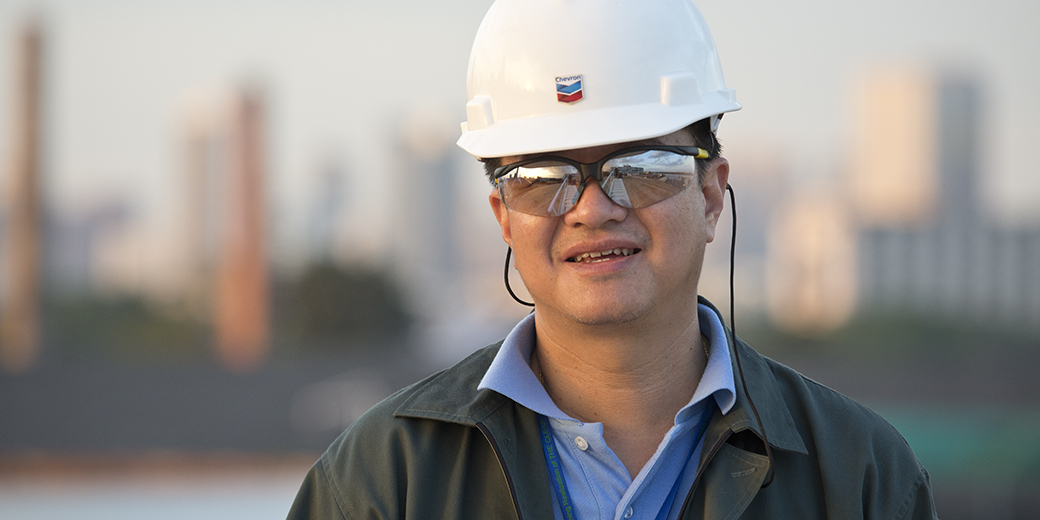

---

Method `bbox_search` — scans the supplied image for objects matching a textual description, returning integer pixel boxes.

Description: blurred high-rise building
[388,108,462,317]
[848,71,941,227]
[766,191,858,334]
[1,20,43,372]
[308,157,346,262]
[849,69,1040,324]
[384,107,530,363]
[706,139,859,334]
[179,92,226,317]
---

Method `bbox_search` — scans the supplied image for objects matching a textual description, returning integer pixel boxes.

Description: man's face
[489,129,730,329]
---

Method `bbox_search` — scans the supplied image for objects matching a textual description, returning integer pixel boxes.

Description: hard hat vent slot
[466,95,495,131]
[660,73,702,106]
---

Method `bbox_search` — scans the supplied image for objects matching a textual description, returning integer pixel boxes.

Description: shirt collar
[696,303,737,415]
[478,304,736,423]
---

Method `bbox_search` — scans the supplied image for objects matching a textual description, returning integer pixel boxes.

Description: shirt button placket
[623,506,634,518]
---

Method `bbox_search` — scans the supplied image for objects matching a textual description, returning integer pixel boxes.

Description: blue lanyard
[538,400,716,520]
[539,414,577,520]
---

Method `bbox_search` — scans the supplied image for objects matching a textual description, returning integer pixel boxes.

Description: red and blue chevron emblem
[556,75,584,103]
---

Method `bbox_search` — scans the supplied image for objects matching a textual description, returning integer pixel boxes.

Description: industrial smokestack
[1,19,44,372]
[214,84,270,371]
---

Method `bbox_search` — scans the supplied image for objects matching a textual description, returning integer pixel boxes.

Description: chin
[566,299,652,327]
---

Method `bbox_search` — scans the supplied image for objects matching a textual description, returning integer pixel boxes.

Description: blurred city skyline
[0,0,1036,294]
[0,0,1037,357]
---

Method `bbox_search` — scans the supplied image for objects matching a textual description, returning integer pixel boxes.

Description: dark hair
[478,117,722,184]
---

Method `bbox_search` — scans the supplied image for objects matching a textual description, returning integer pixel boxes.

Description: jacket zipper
[676,428,733,519]
[477,422,525,520]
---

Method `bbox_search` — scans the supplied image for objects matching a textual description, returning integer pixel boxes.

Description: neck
[531,306,708,477]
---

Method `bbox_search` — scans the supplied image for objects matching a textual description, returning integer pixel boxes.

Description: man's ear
[701,158,730,244]
[489,188,512,246]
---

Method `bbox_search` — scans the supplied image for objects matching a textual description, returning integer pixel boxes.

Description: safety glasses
[493,145,709,217]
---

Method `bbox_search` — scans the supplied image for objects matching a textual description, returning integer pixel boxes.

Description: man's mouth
[568,248,639,263]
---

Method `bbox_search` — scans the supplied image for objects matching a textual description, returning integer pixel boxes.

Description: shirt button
[623,506,634,518]
[574,436,589,451]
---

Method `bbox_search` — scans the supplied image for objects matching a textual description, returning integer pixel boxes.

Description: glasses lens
[498,161,581,216]
[601,150,698,208]
[497,149,700,216]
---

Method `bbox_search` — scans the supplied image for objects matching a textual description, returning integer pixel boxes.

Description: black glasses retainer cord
[503,247,534,307]
[726,183,775,488]
[501,183,775,488]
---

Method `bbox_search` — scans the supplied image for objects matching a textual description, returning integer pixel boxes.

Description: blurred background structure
[0,1,1037,519]
[1,18,42,372]
[214,85,270,371]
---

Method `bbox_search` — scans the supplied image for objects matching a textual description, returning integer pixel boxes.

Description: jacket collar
[699,297,808,455]
[394,297,807,456]
[394,343,510,425]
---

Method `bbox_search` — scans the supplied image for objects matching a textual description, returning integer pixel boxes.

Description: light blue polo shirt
[478,304,736,520]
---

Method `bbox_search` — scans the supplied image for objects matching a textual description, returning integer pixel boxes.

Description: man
[288,0,937,518]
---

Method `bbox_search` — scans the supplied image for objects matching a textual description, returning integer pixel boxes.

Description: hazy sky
[0,0,1037,279]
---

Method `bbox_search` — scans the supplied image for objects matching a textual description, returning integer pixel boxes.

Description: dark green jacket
[288,305,937,519]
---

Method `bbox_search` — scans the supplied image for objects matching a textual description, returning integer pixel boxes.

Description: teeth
[574,248,635,262]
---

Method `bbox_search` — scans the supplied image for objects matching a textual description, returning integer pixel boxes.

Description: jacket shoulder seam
[790,367,903,437]
[762,354,888,427]
[894,467,934,520]
[319,453,358,520]
[396,407,483,421]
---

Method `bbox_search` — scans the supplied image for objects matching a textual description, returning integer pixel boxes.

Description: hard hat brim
[457,96,741,159]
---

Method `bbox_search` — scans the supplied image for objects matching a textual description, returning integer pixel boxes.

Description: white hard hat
[457,0,741,159]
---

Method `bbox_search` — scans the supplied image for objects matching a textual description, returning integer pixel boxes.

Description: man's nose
[563,179,628,227]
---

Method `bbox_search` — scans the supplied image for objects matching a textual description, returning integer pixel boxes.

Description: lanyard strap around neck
[539,414,577,520]
[538,399,716,520]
